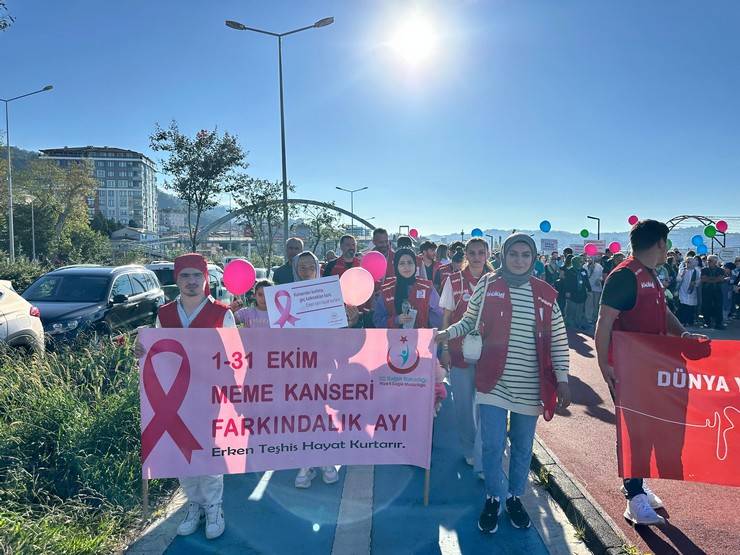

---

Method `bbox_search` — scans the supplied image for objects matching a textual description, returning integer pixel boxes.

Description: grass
[0,339,175,554]
[533,466,552,489]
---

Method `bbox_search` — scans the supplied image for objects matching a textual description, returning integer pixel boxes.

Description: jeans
[449,366,476,459]
[479,404,539,498]
[585,290,601,324]
[565,299,586,329]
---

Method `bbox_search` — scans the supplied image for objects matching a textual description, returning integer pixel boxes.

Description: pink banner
[139,328,436,479]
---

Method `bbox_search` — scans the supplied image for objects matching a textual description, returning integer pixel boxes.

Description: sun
[390,14,437,65]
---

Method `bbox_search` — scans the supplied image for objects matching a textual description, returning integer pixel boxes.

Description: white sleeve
[439,278,455,311]
[222,310,237,328]
[155,315,161,328]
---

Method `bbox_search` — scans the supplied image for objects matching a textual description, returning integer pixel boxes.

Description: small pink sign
[139,328,436,479]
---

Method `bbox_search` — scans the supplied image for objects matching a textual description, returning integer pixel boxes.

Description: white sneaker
[464,456,475,466]
[620,483,664,509]
[295,467,317,488]
[176,503,203,536]
[321,465,339,484]
[204,503,225,539]
[624,494,665,526]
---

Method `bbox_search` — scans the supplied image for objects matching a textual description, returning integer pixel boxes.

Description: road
[129,391,589,554]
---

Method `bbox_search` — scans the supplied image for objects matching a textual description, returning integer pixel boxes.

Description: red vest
[158,297,229,328]
[381,277,433,329]
[383,249,395,279]
[611,257,667,335]
[447,268,485,368]
[327,256,361,277]
[476,276,560,421]
[435,263,454,293]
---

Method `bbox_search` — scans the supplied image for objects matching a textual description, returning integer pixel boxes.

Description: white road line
[247,470,273,501]
[438,525,463,554]
[331,465,374,555]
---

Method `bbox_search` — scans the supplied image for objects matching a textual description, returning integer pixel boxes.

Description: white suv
[0,280,45,353]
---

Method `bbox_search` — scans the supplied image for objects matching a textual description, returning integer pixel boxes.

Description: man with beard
[324,235,361,278]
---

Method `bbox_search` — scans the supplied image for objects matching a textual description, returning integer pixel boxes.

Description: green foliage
[49,223,111,265]
[90,212,124,237]
[0,340,175,554]
[150,121,247,251]
[301,202,343,253]
[0,258,50,292]
[226,175,295,271]
[0,2,13,31]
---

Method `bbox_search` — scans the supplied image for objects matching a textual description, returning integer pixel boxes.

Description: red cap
[174,253,209,296]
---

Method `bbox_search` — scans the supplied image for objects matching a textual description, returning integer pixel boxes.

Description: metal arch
[195,198,376,241]
[665,215,717,230]
[665,214,726,253]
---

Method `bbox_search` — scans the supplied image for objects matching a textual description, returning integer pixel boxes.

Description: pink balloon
[340,267,375,306]
[409,228,419,239]
[223,259,256,295]
[360,251,388,282]
[608,241,621,253]
[628,215,639,226]
[584,243,598,256]
[716,220,728,233]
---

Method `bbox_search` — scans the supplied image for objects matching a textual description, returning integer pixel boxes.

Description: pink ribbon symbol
[141,339,203,463]
[273,290,299,328]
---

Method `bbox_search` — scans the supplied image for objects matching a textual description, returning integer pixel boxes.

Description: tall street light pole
[225,17,334,247]
[336,186,367,234]
[1,85,53,263]
[21,194,35,261]
[587,215,601,240]
[486,234,494,252]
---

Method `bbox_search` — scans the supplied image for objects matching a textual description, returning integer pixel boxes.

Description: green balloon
[704,225,716,238]
[580,229,589,238]
[667,238,672,250]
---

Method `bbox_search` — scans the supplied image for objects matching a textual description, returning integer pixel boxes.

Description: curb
[530,434,629,555]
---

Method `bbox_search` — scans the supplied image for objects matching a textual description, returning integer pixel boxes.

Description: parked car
[0,280,45,353]
[145,261,233,304]
[22,265,165,344]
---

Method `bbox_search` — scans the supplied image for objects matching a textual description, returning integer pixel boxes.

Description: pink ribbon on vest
[273,290,299,328]
[141,339,203,463]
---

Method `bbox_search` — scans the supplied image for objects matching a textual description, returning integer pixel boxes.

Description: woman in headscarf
[438,238,494,471]
[290,250,357,487]
[436,233,571,534]
[373,248,443,329]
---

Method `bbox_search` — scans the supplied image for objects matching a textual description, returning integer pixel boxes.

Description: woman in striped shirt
[436,233,571,534]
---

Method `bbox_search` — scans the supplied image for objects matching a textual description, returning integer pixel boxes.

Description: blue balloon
[539,220,552,233]
[697,244,708,255]
[471,228,483,237]
[691,234,703,246]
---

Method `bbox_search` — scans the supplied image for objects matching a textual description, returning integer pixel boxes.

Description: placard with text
[138,328,436,479]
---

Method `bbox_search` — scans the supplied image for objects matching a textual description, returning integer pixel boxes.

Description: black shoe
[506,496,532,529]
[478,497,501,534]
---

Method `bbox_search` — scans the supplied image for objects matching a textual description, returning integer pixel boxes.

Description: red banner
[613,332,740,487]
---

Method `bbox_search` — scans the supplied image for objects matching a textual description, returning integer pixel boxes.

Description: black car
[22,265,165,343]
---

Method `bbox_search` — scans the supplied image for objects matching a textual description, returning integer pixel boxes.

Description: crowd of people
[135,223,738,541]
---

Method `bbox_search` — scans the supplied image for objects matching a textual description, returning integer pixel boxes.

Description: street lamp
[21,194,36,261]
[1,85,53,263]
[336,186,367,235]
[587,215,601,240]
[225,17,334,247]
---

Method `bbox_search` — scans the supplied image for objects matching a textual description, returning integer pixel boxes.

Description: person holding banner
[373,248,443,329]
[290,250,348,488]
[436,233,571,535]
[135,253,234,540]
[438,238,494,470]
[595,219,707,527]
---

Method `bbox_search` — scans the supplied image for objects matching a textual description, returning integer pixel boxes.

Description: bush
[0,340,175,554]
[0,258,50,292]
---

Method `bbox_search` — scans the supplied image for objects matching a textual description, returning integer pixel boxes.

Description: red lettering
[229,385,242,403]
[211,386,229,404]
[268,351,280,368]
[302,351,317,368]
[212,418,224,437]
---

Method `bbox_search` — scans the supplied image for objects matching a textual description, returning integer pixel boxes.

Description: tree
[150,121,246,252]
[226,176,294,271]
[301,203,343,253]
[91,211,124,236]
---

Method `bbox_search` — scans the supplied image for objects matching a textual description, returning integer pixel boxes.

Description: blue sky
[3,0,739,235]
